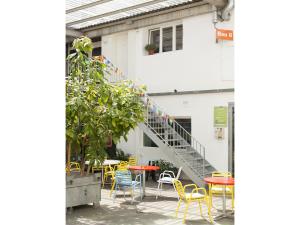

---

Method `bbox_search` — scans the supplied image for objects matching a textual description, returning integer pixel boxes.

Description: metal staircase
[102,56,216,187]
[139,95,216,187]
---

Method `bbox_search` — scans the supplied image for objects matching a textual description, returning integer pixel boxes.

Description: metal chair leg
[183,201,190,223]
[206,197,213,223]
[175,199,182,218]
[156,182,161,199]
[109,180,115,197]
[198,200,203,217]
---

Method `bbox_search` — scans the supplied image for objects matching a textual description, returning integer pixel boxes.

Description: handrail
[142,92,205,157]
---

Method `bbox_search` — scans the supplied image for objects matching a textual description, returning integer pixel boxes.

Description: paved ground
[66,180,234,225]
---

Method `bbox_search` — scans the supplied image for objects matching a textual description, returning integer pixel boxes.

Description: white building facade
[76,2,234,173]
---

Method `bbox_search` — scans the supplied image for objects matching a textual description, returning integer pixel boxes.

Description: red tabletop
[128,165,160,171]
[204,177,235,185]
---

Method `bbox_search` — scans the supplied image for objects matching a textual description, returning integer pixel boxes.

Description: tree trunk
[80,144,86,176]
[87,164,91,175]
[66,142,71,176]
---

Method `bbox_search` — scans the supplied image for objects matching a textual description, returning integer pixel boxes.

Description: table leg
[222,185,226,214]
[214,185,233,221]
[143,170,146,198]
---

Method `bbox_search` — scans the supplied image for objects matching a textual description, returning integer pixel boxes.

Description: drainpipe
[221,0,234,21]
[212,5,218,25]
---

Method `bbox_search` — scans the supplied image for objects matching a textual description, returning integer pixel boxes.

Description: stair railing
[142,94,206,177]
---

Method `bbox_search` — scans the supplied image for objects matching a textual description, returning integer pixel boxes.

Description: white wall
[102,11,234,171]
[102,31,128,77]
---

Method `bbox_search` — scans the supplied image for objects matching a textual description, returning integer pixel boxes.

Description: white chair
[156,167,182,199]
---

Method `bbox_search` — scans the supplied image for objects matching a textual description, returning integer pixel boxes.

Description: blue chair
[113,170,142,203]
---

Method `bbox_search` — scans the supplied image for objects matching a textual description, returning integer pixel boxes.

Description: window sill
[144,49,183,56]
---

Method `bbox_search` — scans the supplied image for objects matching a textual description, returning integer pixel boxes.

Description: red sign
[216,29,233,41]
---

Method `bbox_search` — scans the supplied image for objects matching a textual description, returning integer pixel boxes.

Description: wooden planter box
[66,173,101,208]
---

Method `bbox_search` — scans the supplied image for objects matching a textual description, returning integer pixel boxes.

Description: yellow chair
[173,179,212,224]
[128,156,137,166]
[109,173,116,197]
[103,165,115,187]
[66,162,81,173]
[117,161,129,170]
[209,171,234,210]
[91,165,105,174]
[91,157,108,173]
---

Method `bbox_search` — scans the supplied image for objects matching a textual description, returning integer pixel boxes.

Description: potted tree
[66,36,146,209]
[145,44,157,55]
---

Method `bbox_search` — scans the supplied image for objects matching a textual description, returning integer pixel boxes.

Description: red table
[128,165,160,198]
[204,177,235,219]
[204,177,234,186]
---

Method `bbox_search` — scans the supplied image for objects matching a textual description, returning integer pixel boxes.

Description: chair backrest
[128,156,137,166]
[115,170,132,186]
[104,164,114,172]
[176,167,183,179]
[212,171,232,178]
[117,161,129,170]
[173,179,185,200]
[67,162,81,172]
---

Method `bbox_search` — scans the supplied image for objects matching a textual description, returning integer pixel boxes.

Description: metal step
[191,162,212,168]
[174,145,190,148]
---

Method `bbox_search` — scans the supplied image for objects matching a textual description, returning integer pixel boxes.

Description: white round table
[85,159,120,166]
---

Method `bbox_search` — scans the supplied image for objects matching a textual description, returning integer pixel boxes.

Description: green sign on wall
[214,106,228,127]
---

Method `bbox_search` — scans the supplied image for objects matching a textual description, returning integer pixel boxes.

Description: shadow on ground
[66,181,234,225]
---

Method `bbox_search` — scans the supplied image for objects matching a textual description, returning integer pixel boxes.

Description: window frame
[148,28,160,53]
[147,22,183,54]
[162,26,173,53]
[175,24,183,50]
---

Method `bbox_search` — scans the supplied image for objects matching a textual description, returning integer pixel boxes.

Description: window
[176,25,183,50]
[143,133,158,147]
[148,24,183,54]
[149,29,160,53]
[162,27,173,52]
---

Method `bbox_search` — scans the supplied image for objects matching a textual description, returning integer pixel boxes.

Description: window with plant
[147,24,183,54]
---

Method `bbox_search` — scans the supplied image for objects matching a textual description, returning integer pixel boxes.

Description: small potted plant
[145,44,157,55]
